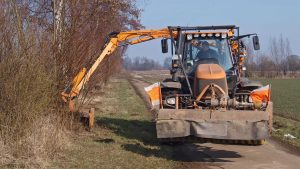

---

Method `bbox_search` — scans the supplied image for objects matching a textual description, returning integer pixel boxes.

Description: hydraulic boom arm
[61,28,177,111]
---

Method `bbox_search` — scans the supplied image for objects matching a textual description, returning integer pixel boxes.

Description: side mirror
[252,35,260,50]
[161,39,168,53]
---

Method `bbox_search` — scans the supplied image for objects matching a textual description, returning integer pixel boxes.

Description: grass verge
[272,116,300,149]
[50,75,177,169]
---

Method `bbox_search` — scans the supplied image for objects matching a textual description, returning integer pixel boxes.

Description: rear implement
[157,105,272,140]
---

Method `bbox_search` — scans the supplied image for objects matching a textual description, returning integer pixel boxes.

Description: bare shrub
[0,54,68,168]
[0,0,142,167]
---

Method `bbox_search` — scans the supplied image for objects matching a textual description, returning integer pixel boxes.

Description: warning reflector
[250,85,271,103]
[144,82,161,107]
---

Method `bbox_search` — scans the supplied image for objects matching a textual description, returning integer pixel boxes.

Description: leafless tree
[287,55,300,75]
[269,35,292,76]
[256,53,276,77]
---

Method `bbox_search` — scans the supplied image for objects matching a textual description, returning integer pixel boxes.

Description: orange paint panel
[250,85,271,103]
[144,82,161,106]
[147,86,161,101]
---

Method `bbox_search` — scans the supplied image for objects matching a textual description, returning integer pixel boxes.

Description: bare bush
[0,0,142,167]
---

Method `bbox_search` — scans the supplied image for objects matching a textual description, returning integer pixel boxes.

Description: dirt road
[130,72,300,169]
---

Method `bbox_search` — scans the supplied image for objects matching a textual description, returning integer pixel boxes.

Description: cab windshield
[183,38,233,73]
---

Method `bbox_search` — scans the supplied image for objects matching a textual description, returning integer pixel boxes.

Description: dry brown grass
[0,116,69,169]
[0,55,69,168]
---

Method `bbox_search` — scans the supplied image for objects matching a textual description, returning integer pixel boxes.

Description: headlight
[187,34,193,40]
[248,96,253,103]
[215,33,220,37]
[207,33,213,37]
[172,54,179,60]
[166,98,176,105]
[221,33,227,38]
[201,33,206,37]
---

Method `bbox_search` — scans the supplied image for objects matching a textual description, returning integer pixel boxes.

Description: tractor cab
[161,26,261,98]
[182,32,236,97]
[183,35,233,74]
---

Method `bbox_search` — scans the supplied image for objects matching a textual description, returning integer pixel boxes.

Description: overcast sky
[126,0,300,63]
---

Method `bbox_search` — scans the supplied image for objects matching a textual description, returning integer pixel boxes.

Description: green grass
[50,75,177,169]
[257,78,300,120]
[272,116,300,148]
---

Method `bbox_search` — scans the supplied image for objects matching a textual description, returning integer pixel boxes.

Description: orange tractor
[62,25,272,143]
